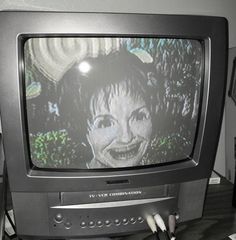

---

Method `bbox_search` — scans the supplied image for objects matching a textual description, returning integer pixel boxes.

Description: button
[54,213,63,223]
[130,217,136,224]
[97,220,103,227]
[64,221,72,229]
[114,219,121,225]
[88,221,95,228]
[137,216,144,223]
[80,221,86,228]
[105,220,111,226]
[122,218,128,225]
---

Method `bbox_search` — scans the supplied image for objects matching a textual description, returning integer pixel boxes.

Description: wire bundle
[145,214,177,240]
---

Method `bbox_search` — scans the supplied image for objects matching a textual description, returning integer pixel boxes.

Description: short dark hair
[58,50,156,143]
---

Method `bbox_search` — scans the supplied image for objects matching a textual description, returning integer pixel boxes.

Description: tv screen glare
[24,37,203,170]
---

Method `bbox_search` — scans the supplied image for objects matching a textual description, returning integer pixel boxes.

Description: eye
[92,116,115,129]
[97,118,113,128]
[131,107,150,122]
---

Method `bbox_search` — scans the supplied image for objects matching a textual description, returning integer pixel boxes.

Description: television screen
[24,37,203,169]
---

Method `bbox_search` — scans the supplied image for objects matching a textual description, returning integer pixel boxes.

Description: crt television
[0,12,228,238]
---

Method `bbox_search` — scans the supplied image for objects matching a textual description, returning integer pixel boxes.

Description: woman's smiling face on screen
[87,83,152,168]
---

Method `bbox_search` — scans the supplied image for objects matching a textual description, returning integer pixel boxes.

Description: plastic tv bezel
[0,11,228,193]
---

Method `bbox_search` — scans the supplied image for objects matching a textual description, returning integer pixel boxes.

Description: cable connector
[154,214,167,232]
[146,215,158,233]
[168,215,176,240]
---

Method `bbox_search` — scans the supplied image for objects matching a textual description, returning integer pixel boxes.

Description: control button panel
[51,212,145,233]
[49,191,177,237]
[53,215,144,228]
[72,216,144,229]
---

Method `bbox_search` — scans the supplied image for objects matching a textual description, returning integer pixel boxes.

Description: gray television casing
[0,12,228,238]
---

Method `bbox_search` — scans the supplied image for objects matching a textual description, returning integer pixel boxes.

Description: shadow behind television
[0,12,228,238]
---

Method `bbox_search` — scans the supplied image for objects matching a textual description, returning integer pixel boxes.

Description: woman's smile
[108,142,141,160]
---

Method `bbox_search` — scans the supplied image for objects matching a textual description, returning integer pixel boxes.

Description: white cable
[146,215,157,233]
[168,215,176,240]
[154,213,167,232]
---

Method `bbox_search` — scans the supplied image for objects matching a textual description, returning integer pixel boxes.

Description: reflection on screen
[24,37,203,169]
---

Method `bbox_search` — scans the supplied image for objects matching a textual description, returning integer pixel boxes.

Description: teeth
[109,143,141,160]
[112,143,137,153]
